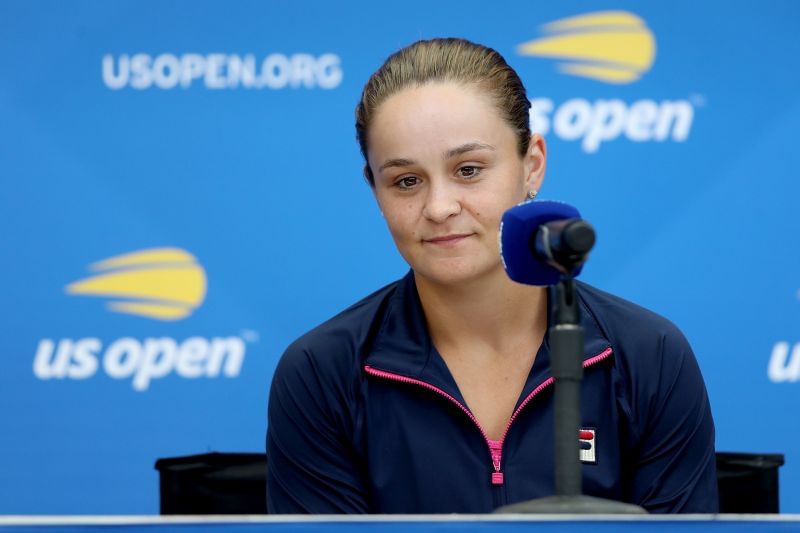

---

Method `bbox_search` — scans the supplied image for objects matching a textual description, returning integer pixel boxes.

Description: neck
[415,268,548,355]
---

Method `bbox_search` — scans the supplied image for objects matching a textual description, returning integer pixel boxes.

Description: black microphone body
[532,219,596,276]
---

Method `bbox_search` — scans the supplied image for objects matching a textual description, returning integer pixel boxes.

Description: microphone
[499,200,595,286]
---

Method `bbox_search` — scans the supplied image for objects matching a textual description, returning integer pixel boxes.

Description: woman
[266,38,717,514]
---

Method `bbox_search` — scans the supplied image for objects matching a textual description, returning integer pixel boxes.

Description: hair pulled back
[355,38,532,186]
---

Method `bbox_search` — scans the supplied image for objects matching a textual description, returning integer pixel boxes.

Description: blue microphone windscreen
[499,200,584,286]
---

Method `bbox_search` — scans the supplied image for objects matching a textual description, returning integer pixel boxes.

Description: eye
[457,166,482,179]
[395,176,420,190]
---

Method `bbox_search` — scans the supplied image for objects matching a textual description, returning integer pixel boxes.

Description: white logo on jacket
[579,428,597,464]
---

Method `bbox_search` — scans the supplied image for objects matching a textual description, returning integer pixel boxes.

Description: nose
[422,178,461,223]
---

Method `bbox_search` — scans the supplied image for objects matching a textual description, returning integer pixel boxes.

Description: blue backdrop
[1,0,799,514]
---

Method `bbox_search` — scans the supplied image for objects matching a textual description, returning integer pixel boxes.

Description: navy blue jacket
[267,272,718,513]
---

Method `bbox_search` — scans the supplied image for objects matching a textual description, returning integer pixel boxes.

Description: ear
[365,164,385,217]
[363,163,375,187]
[523,134,547,194]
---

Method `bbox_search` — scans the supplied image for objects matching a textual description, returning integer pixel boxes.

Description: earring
[527,189,538,200]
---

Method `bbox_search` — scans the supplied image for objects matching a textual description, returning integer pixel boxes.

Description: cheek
[471,199,503,223]
[382,205,420,241]
[468,198,513,237]
[485,178,527,217]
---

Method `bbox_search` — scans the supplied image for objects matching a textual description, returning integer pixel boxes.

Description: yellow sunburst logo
[66,247,207,321]
[517,11,656,84]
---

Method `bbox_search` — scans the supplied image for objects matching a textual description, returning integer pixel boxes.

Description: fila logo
[579,428,597,464]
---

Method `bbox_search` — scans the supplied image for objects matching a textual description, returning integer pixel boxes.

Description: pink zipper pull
[488,440,504,485]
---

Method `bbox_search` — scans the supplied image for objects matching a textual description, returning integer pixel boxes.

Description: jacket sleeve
[621,327,719,513]
[266,342,369,513]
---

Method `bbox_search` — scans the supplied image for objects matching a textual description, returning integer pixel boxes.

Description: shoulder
[576,281,689,358]
[577,281,688,350]
[272,276,403,391]
[576,282,710,430]
[576,282,699,396]
[575,290,716,512]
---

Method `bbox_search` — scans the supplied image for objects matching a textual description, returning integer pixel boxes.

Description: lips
[423,233,474,246]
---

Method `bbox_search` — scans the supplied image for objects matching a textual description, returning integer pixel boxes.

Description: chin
[412,258,499,287]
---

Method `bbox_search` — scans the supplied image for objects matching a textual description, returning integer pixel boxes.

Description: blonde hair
[355,38,532,186]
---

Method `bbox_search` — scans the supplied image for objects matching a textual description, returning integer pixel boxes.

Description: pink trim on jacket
[363,346,613,486]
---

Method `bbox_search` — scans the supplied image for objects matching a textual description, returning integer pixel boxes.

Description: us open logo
[517,10,699,154]
[66,247,207,321]
[33,247,254,391]
[517,11,655,84]
[767,287,800,383]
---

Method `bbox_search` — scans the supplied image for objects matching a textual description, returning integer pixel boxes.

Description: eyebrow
[377,142,496,173]
[378,157,416,173]
[443,142,495,159]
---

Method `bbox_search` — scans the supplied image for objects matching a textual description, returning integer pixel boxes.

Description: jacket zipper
[363,346,613,487]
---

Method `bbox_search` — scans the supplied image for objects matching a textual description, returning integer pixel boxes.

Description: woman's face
[367,82,546,287]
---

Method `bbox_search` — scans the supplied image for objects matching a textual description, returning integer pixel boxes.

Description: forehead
[367,82,516,164]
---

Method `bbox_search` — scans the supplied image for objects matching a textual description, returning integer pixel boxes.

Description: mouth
[423,233,474,246]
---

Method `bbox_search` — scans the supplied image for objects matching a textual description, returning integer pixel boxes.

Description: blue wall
[1,0,799,513]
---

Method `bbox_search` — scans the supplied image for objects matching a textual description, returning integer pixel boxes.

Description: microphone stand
[550,275,586,499]
[495,225,645,514]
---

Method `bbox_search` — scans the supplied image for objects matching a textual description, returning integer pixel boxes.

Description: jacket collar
[365,270,612,407]
[366,271,433,378]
